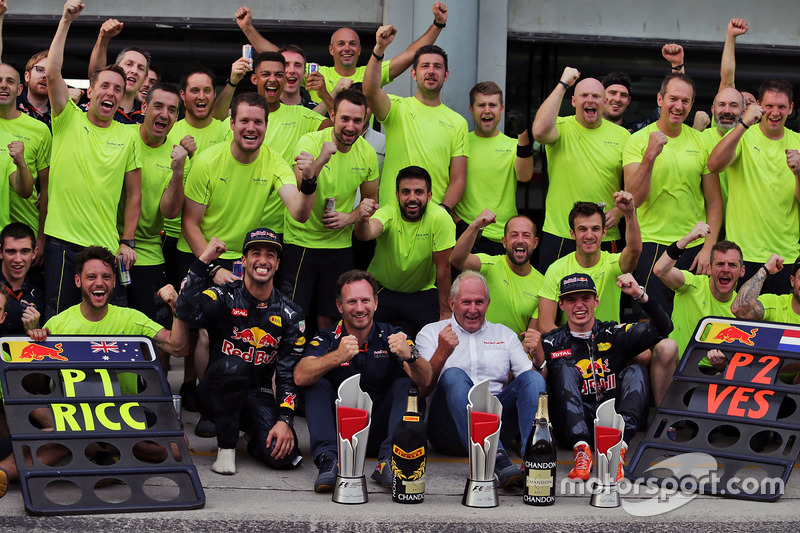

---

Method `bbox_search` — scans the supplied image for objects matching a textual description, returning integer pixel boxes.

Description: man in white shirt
[416,271,545,487]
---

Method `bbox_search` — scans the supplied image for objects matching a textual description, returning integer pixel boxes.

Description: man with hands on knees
[294,270,431,492]
[176,231,305,475]
[415,271,546,488]
[536,272,672,481]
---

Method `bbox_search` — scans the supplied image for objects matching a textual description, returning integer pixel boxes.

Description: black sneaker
[495,450,523,488]
[180,381,198,413]
[194,415,216,438]
[314,453,339,493]
[370,458,393,488]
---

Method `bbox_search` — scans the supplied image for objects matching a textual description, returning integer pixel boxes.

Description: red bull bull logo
[714,326,757,346]
[575,357,610,379]
[231,327,278,348]
[19,343,67,361]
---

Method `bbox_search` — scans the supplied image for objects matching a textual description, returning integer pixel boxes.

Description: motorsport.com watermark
[560,453,784,516]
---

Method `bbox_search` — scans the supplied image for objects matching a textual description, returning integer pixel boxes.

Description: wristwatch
[407,346,420,364]
[119,239,135,249]
[278,414,294,427]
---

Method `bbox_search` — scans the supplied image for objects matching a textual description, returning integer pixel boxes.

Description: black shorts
[633,242,700,316]
[278,244,352,318]
[128,263,168,325]
[161,234,181,291]
[742,260,791,295]
[373,287,438,339]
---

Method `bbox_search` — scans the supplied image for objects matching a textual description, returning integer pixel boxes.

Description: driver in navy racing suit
[176,229,305,475]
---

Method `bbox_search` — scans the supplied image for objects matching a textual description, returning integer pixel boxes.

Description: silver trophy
[333,374,373,504]
[462,380,502,508]
[590,399,625,508]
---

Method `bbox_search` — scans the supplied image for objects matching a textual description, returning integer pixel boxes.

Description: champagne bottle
[391,385,426,503]
[523,392,556,505]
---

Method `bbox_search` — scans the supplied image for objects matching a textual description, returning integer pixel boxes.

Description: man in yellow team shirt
[126,84,188,338]
[624,73,722,314]
[355,166,455,336]
[43,0,142,319]
[248,51,328,238]
[0,63,51,259]
[652,222,744,404]
[449,211,541,336]
[532,67,630,272]
[733,254,800,325]
[455,81,533,255]
[707,78,800,295]
[364,27,468,210]
[178,92,318,284]
[537,193,641,335]
[281,89,378,330]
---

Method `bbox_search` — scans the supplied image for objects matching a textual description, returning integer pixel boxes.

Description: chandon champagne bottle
[391,385,426,503]
[523,392,556,505]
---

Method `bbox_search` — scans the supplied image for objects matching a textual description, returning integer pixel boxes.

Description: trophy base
[332,475,368,504]
[462,478,499,508]
[590,483,620,508]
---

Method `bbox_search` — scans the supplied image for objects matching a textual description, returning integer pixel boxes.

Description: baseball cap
[242,227,282,254]
[793,256,800,276]
[558,273,597,299]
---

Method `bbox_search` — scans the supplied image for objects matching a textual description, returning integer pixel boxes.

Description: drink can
[324,197,336,216]
[233,260,244,278]
[172,394,182,423]
[309,62,319,74]
[117,255,132,286]
[242,44,253,60]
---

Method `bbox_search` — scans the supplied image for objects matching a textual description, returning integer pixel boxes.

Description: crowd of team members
[0,0,798,497]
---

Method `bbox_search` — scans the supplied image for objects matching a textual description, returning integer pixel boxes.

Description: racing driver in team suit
[176,228,305,475]
[526,272,672,481]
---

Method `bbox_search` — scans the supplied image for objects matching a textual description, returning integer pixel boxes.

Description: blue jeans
[304,376,413,464]
[427,367,546,456]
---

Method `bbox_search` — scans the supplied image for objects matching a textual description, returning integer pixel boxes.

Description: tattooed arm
[731,253,784,319]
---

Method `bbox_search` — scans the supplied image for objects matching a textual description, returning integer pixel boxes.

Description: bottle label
[392,444,425,460]
[524,462,556,498]
[525,461,557,470]
[402,415,420,422]
[400,476,426,494]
